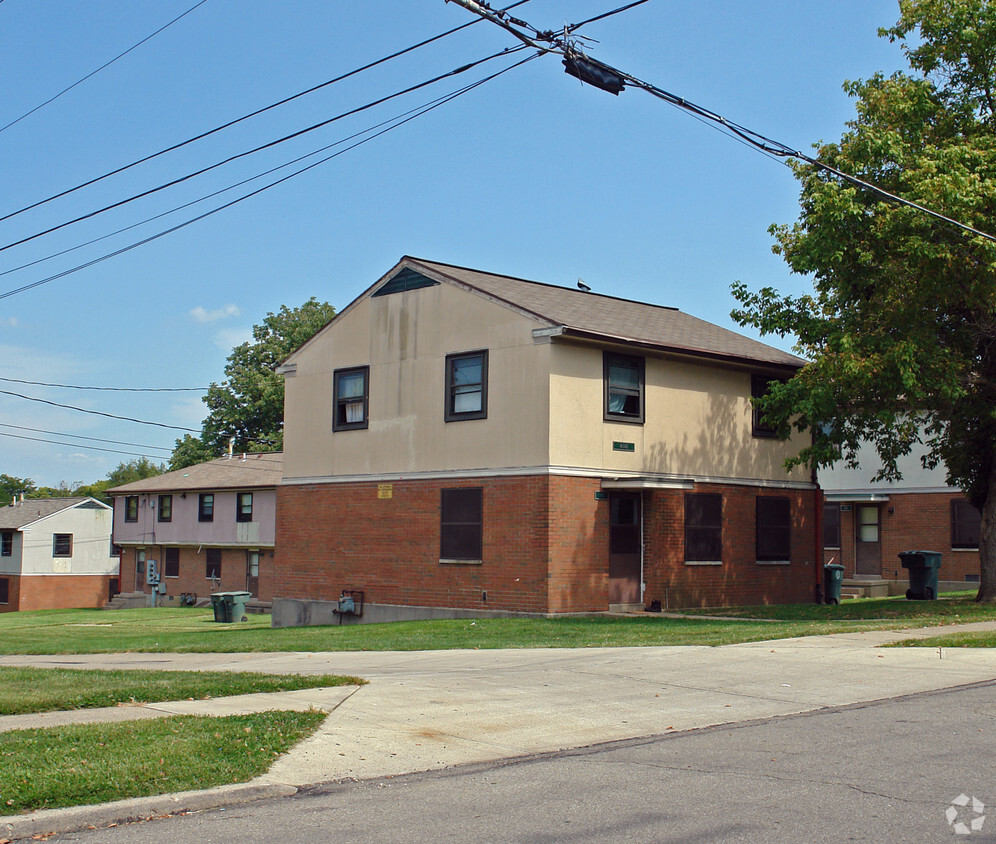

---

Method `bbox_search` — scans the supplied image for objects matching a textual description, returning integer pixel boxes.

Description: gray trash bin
[899,551,942,600]
[224,591,253,623]
[210,592,231,623]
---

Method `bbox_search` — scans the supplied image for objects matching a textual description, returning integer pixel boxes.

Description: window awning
[601,477,695,491]
[823,492,891,503]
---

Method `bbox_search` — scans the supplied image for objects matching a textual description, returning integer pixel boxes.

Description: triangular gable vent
[372,267,439,297]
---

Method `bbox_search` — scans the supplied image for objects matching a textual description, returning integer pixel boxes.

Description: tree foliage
[170,298,336,469]
[731,0,996,600]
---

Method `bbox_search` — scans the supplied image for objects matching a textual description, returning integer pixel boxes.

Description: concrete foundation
[270,598,546,628]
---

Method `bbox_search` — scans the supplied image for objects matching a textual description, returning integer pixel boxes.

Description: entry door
[855,505,881,576]
[609,492,642,604]
[246,550,260,596]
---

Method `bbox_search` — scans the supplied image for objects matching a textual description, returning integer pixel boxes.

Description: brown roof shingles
[108,453,283,495]
[0,497,105,530]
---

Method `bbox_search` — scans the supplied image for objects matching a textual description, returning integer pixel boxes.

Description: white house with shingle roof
[273,257,820,626]
[0,496,117,612]
[109,452,282,605]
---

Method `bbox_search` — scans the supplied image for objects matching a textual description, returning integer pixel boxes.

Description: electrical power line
[0,0,532,224]
[0,45,526,255]
[0,1,209,135]
[0,376,206,392]
[0,430,169,460]
[0,52,539,300]
[450,0,996,245]
[0,422,172,451]
[0,388,200,432]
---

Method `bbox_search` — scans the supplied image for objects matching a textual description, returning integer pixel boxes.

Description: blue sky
[0,0,906,488]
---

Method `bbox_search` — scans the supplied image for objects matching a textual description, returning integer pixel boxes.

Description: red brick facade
[823,491,980,584]
[0,573,117,613]
[118,545,275,603]
[275,475,819,612]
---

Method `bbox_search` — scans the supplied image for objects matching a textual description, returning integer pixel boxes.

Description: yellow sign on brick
[378,483,393,500]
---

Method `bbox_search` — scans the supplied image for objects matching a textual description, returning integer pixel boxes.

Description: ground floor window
[206,549,221,580]
[685,493,722,562]
[0,577,8,604]
[951,500,981,549]
[756,496,791,562]
[441,488,483,561]
[136,549,146,578]
[823,503,841,549]
[164,548,180,578]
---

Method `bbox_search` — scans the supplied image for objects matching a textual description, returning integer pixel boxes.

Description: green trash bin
[224,591,253,623]
[899,551,942,600]
[823,563,845,605]
[210,592,231,623]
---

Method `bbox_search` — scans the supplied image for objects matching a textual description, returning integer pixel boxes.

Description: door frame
[608,491,644,606]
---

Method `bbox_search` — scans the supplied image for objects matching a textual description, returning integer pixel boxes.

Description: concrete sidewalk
[2,623,995,840]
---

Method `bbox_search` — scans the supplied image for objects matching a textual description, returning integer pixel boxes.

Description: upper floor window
[198,493,215,523]
[237,492,253,523]
[604,352,644,423]
[751,375,779,438]
[951,500,981,549]
[445,350,488,421]
[756,496,791,562]
[1,531,12,557]
[53,533,73,557]
[333,366,369,431]
[685,493,722,562]
[157,495,172,522]
[125,496,139,522]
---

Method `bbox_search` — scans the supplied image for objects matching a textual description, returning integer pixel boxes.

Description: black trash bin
[899,551,942,600]
[823,563,845,605]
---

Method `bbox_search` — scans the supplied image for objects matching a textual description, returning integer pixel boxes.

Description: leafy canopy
[731,0,996,599]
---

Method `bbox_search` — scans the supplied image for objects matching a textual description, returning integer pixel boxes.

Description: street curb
[1,782,297,842]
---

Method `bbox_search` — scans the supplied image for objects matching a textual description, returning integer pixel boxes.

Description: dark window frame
[0,531,12,557]
[164,548,180,578]
[445,350,489,422]
[751,375,780,438]
[157,494,172,523]
[124,495,139,522]
[333,365,370,431]
[951,499,981,549]
[684,493,723,563]
[0,577,8,604]
[136,549,146,576]
[756,496,792,562]
[206,548,222,580]
[604,352,645,424]
[823,503,841,549]
[198,493,215,523]
[236,492,253,523]
[53,533,73,557]
[440,487,483,561]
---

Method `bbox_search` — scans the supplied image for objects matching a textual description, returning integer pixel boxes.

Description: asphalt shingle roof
[407,258,803,370]
[108,453,283,495]
[0,497,103,530]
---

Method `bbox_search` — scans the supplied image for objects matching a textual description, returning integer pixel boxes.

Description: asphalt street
[45,680,996,843]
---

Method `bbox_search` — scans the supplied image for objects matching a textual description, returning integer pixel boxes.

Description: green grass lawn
[0,711,326,815]
[0,597,993,653]
[887,630,996,648]
[0,666,363,716]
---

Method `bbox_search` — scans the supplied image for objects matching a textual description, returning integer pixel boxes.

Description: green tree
[170,298,336,469]
[0,474,36,506]
[731,0,996,601]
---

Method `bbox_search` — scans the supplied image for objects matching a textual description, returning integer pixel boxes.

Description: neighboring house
[273,257,821,625]
[0,496,118,612]
[109,453,282,604]
[820,440,980,588]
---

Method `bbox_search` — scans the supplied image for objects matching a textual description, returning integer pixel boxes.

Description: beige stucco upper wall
[547,343,810,483]
[282,282,552,480]
[282,276,810,486]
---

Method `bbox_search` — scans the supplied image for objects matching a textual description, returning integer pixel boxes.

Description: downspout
[813,464,824,604]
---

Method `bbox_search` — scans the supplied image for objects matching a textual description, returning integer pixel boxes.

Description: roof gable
[108,452,283,495]
[0,497,110,530]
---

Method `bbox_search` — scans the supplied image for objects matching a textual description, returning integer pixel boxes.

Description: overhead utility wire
[0,0,209,134]
[0,0,532,223]
[447,0,996,245]
[0,431,165,460]
[1,57,528,280]
[0,388,199,432]
[0,45,526,254]
[0,422,171,451]
[0,376,205,391]
[0,52,539,301]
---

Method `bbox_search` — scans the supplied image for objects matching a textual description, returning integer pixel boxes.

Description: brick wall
[5,574,113,611]
[823,491,980,583]
[0,574,20,613]
[276,475,820,613]
[118,545,275,602]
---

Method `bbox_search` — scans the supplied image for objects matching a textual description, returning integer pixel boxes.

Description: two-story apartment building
[0,496,118,612]
[272,257,820,625]
[109,453,281,604]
